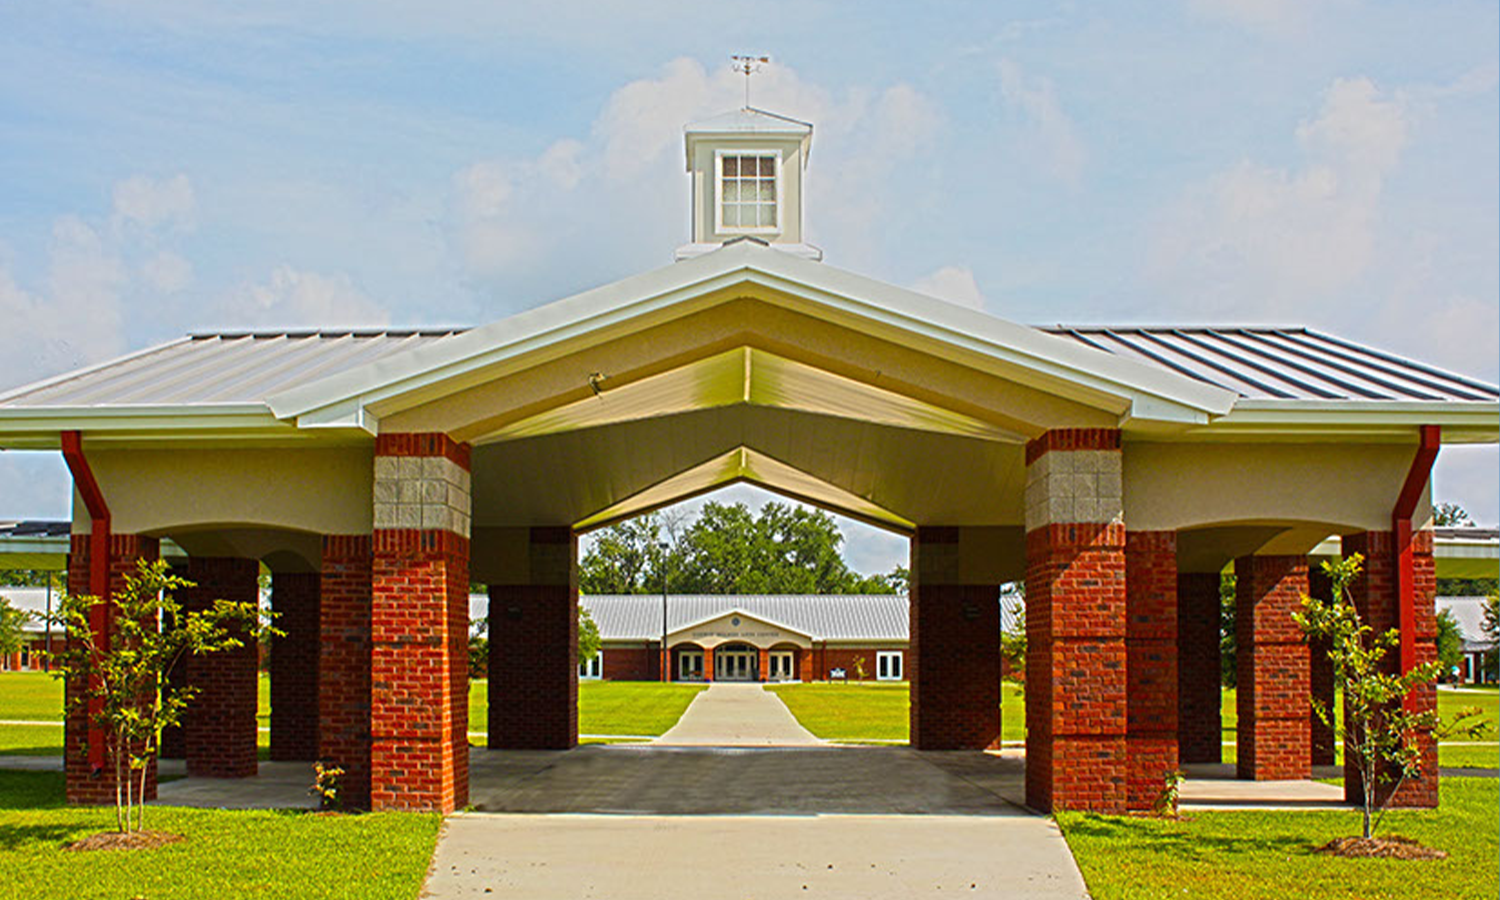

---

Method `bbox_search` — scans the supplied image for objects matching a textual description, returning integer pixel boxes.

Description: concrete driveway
[426,744,1089,898]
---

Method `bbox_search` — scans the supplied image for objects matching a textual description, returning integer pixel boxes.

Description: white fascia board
[1196,400,1500,443]
[269,243,1236,427]
[0,404,298,449]
[730,258,1235,419]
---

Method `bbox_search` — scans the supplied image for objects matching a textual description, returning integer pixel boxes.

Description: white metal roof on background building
[1045,327,1499,403]
[1436,596,1495,653]
[578,594,912,642]
[3,324,1493,411]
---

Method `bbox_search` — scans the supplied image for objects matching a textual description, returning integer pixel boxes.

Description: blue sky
[0,1,1495,573]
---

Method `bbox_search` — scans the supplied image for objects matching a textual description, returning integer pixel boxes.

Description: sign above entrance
[667,609,813,649]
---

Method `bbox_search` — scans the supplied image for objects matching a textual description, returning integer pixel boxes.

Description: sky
[0,1,1495,575]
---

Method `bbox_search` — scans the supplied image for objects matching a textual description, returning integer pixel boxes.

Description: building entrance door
[768,650,795,681]
[677,649,704,681]
[715,645,757,681]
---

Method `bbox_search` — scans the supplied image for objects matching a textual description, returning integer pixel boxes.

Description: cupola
[675,107,821,261]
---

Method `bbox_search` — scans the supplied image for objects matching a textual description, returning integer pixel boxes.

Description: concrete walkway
[653,682,823,746]
[422,812,1089,899]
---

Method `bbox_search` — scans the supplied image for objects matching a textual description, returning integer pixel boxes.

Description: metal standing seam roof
[1045,326,1499,403]
[0,330,465,407]
[0,324,1493,411]
[578,594,914,642]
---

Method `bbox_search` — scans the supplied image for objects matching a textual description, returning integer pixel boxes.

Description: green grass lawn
[1059,777,1499,900]
[466,679,705,741]
[766,681,1026,743]
[0,769,438,900]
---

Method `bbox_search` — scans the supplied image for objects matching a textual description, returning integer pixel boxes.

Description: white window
[579,653,602,680]
[716,151,780,233]
[876,650,903,681]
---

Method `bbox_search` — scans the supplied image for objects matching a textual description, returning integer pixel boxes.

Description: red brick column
[488,527,577,750]
[319,534,373,808]
[1343,530,1439,807]
[910,527,1002,750]
[758,647,770,683]
[1235,555,1310,780]
[179,557,260,778]
[1306,565,1336,767]
[1176,572,1223,764]
[1024,429,1127,813]
[64,533,161,805]
[270,571,320,761]
[1125,531,1178,810]
[703,646,715,681]
[371,433,472,813]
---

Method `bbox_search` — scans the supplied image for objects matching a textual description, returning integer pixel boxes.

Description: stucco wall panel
[73,446,374,537]
[1123,442,1421,533]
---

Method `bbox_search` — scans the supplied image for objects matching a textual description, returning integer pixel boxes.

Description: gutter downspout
[1392,425,1441,700]
[60,430,110,774]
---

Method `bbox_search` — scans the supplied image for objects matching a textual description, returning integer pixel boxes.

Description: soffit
[470,405,1026,530]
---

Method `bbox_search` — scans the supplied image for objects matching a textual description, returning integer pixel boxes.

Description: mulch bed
[63,830,185,852]
[1314,835,1448,860]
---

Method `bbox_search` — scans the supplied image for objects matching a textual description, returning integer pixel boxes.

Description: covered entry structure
[0,240,1493,814]
[0,106,1494,816]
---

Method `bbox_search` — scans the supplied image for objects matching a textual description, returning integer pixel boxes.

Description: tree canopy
[580,501,901,595]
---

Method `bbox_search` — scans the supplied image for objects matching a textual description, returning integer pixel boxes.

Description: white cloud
[140,250,193,294]
[911,265,986,310]
[0,224,128,391]
[111,173,196,233]
[1148,77,1408,317]
[221,265,389,329]
[997,58,1086,187]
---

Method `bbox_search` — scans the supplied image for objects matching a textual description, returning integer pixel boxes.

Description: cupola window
[717,151,780,232]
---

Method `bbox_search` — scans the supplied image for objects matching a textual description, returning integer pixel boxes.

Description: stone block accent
[1343,530,1439,808]
[373,453,472,537]
[1235,555,1310,781]
[1024,447,1125,529]
[1177,572,1223,764]
[1126,530,1178,810]
[270,571,321,761]
[1025,427,1127,814]
[64,533,161,806]
[909,527,1002,750]
[181,557,260,779]
[319,534,373,807]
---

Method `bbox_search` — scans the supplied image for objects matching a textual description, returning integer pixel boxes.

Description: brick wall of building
[370,528,470,813]
[910,526,1001,750]
[180,556,260,779]
[1177,572,1222,764]
[1024,428,1128,814]
[1235,554,1310,781]
[319,534,372,808]
[488,527,577,750]
[1307,566,1336,767]
[1126,530,1178,810]
[64,533,161,806]
[270,571,320,761]
[1344,530,1439,808]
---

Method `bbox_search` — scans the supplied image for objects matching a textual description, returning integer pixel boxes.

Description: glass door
[678,650,704,680]
[769,651,794,681]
